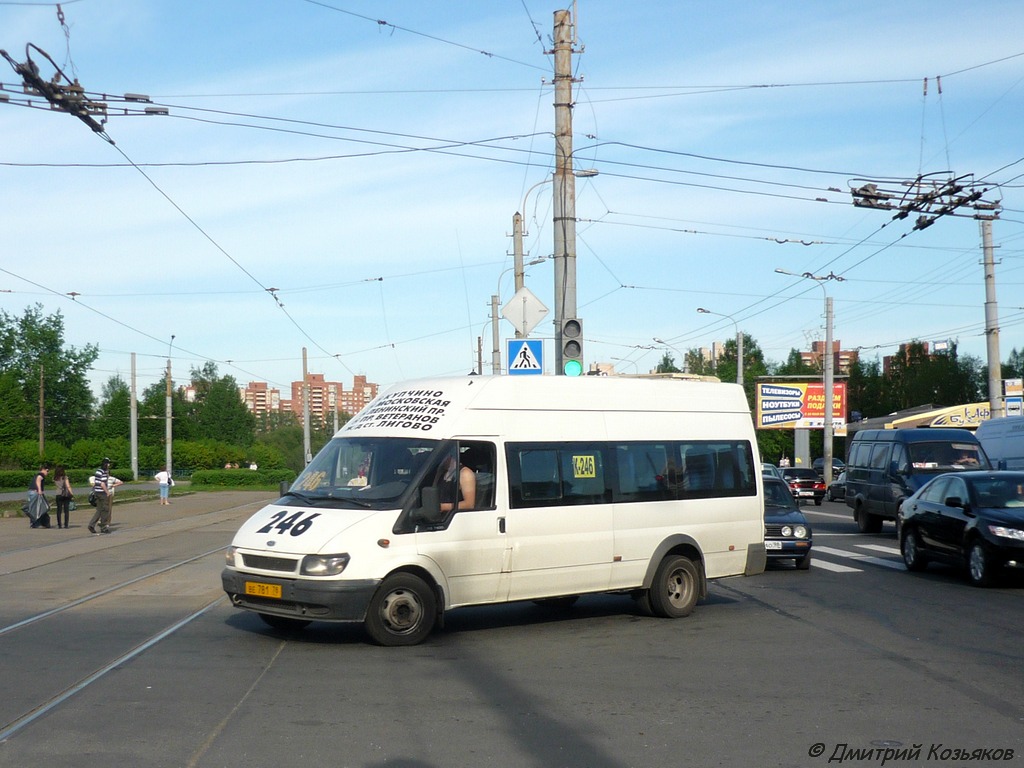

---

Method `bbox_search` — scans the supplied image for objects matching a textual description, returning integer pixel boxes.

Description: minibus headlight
[225,546,238,567]
[301,554,351,576]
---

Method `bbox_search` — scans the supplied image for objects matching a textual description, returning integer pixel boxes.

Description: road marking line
[856,544,900,555]
[810,558,862,573]
[815,545,905,570]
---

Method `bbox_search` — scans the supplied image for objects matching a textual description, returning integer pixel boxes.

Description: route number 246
[256,511,321,536]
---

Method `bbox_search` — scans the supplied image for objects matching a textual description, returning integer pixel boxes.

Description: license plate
[245,581,282,599]
[765,541,783,550]
[799,490,814,496]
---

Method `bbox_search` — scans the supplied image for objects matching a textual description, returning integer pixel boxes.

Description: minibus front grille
[242,554,299,573]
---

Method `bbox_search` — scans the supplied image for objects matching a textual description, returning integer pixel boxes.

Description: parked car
[763,477,813,569]
[781,467,826,505]
[812,457,845,478]
[898,470,1024,587]
[761,462,784,481]
[826,471,847,502]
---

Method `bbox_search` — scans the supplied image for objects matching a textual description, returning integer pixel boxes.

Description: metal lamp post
[697,307,743,386]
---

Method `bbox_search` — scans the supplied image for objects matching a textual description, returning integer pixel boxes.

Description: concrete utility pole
[981,220,1004,418]
[852,175,1003,418]
[491,295,501,374]
[130,353,138,480]
[302,347,311,465]
[552,8,579,374]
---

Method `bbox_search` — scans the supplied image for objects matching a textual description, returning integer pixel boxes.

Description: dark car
[781,467,826,506]
[812,457,845,478]
[763,477,813,569]
[826,471,847,502]
[898,471,1024,587]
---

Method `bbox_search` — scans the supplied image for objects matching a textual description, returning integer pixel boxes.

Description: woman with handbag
[53,465,74,529]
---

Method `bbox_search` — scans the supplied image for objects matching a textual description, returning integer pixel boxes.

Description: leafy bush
[190,469,295,488]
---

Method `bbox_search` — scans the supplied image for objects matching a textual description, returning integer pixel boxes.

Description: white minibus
[222,375,766,645]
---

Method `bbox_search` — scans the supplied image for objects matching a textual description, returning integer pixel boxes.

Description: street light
[775,268,844,486]
[653,337,686,372]
[697,307,743,385]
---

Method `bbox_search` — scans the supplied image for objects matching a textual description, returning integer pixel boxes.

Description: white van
[222,376,766,645]
[975,416,1024,470]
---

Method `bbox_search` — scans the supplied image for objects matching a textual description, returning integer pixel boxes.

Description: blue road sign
[508,339,543,375]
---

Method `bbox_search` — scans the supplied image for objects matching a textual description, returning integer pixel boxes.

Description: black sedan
[763,477,813,569]
[826,471,847,502]
[781,467,826,505]
[898,471,1024,587]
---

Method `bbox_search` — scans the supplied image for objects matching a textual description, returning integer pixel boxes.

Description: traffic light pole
[552,9,580,375]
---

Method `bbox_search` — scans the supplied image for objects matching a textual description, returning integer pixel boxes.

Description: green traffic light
[563,359,583,377]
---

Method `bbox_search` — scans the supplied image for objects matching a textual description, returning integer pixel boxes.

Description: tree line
[0,305,342,474]
[661,334,1022,464]
[2,304,1020,473]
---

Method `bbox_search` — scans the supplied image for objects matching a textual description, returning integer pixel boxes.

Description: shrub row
[189,469,296,488]
[0,469,98,490]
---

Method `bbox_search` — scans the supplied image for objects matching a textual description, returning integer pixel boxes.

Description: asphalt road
[0,494,1021,768]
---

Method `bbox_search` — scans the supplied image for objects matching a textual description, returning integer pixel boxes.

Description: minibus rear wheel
[365,573,437,646]
[647,555,699,619]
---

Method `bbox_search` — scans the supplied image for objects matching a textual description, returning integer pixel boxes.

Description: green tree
[0,304,98,446]
[93,375,132,440]
[185,362,256,446]
[655,352,680,373]
[0,370,35,445]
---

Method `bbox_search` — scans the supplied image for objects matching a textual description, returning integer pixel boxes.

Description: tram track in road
[0,597,225,743]
[0,493,272,750]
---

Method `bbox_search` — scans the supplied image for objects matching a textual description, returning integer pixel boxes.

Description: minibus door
[411,445,509,607]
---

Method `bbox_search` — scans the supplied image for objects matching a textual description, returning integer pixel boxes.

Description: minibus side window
[869,443,890,470]
[507,443,610,508]
[614,443,673,502]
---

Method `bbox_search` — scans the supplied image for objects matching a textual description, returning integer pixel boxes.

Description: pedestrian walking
[88,458,113,535]
[53,465,74,529]
[26,462,51,529]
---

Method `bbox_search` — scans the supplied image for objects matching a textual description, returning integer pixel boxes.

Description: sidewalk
[0,490,276,563]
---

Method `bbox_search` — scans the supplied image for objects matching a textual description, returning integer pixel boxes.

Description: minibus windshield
[284,436,439,507]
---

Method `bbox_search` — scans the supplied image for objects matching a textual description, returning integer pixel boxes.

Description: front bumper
[764,539,812,560]
[221,569,380,622]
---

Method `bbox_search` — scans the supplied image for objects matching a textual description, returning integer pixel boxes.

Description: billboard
[756,381,847,435]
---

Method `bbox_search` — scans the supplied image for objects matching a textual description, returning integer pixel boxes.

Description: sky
[2,0,1024,403]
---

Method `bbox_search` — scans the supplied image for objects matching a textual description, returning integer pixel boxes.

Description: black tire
[365,573,437,646]
[814,497,823,506]
[795,552,811,570]
[647,555,700,618]
[826,489,834,502]
[258,613,312,631]
[901,528,928,572]
[855,507,883,534]
[967,539,997,588]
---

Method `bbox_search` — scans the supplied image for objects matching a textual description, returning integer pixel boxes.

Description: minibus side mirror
[411,486,443,526]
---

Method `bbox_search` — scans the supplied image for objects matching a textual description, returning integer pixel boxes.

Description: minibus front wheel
[365,572,437,646]
[647,555,699,619]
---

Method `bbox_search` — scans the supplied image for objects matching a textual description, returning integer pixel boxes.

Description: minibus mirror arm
[409,486,443,528]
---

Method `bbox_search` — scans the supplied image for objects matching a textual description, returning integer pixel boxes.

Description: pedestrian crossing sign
[507,339,543,375]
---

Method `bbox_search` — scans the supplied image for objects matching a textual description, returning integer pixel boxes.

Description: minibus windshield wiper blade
[281,491,315,505]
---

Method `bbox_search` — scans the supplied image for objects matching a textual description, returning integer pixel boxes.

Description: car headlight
[781,525,793,537]
[300,553,351,576]
[225,546,238,567]
[988,525,1024,542]
[793,525,808,539]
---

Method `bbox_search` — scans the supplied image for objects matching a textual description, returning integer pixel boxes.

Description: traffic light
[561,318,583,376]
